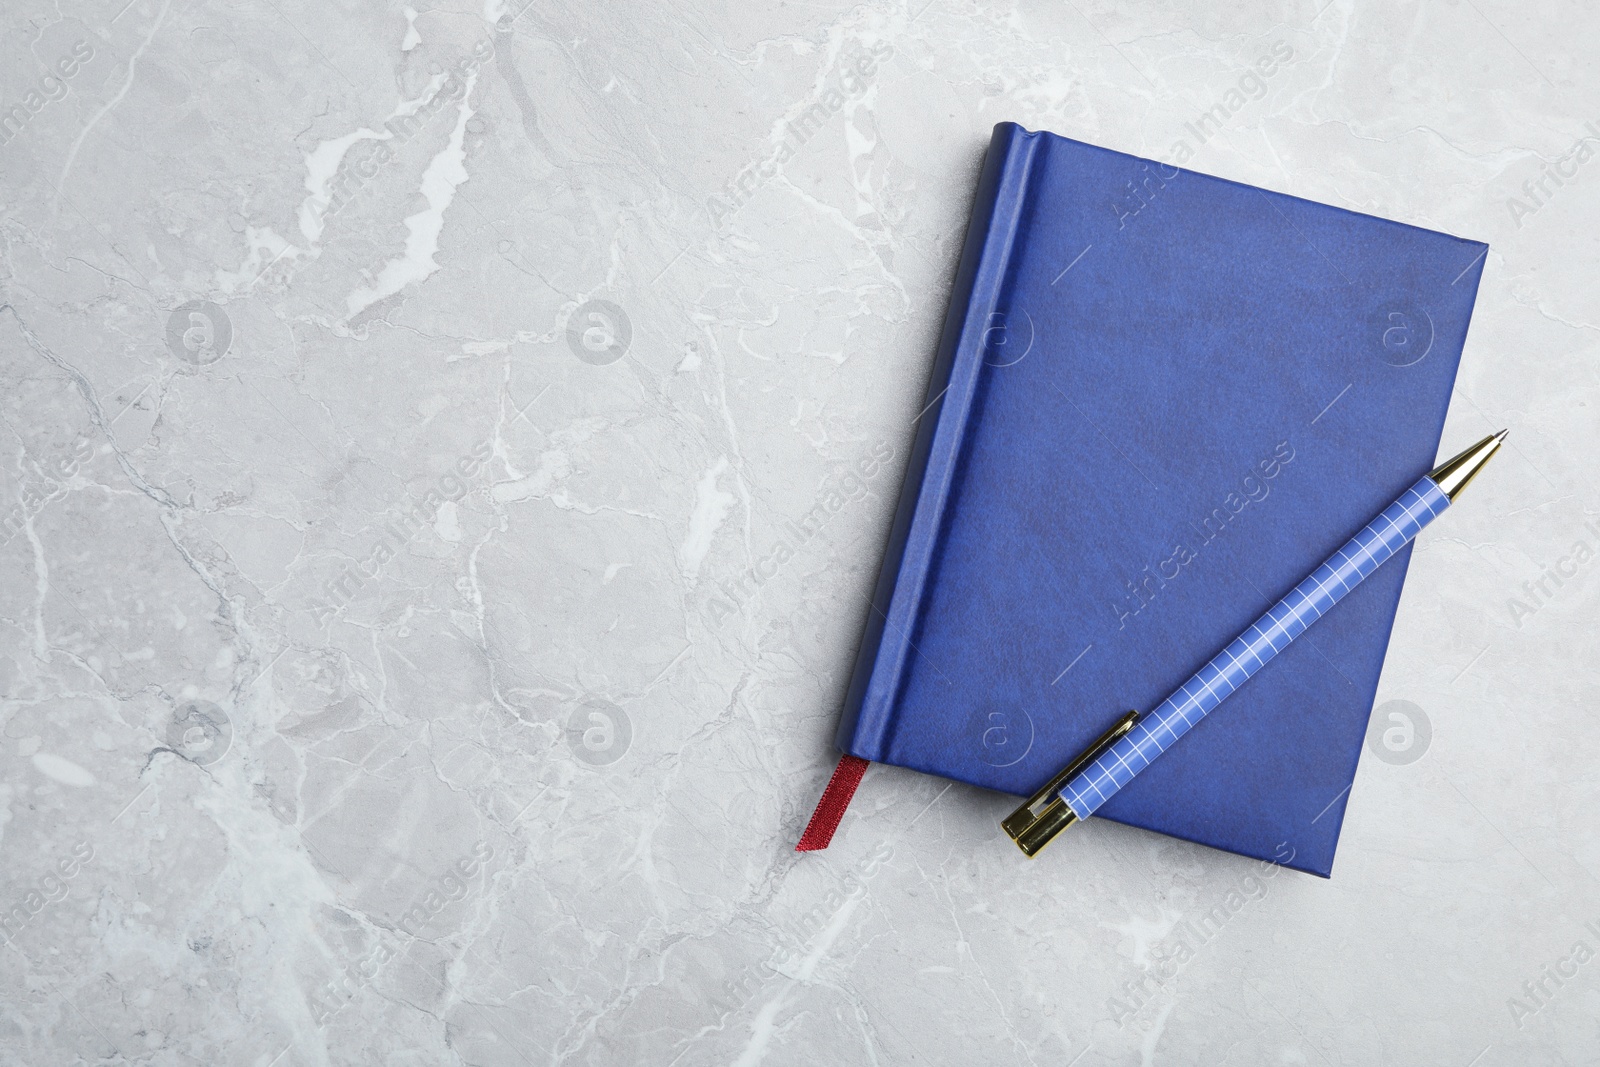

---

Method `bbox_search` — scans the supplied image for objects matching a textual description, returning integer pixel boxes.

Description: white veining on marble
[346,71,480,316]
[54,0,172,204]
[400,6,422,53]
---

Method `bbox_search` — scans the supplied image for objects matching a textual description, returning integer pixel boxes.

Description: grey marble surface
[0,0,1595,1064]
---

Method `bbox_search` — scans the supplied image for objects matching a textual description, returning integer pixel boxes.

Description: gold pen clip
[1001,709,1140,857]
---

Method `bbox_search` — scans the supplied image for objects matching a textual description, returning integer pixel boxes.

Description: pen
[1003,430,1508,856]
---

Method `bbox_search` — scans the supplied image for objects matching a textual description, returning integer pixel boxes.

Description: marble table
[0,1,1595,1063]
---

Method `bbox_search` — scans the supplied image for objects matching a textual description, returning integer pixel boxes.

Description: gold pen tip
[1430,430,1508,502]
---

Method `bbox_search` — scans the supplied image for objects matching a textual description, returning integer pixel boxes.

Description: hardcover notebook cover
[838,122,1488,877]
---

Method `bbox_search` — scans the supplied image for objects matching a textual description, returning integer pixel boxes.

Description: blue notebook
[837,122,1488,877]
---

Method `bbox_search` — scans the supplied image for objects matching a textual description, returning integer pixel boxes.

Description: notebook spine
[835,122,1043,759]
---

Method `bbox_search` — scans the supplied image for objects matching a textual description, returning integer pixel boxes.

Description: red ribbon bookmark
[795,755,870,851]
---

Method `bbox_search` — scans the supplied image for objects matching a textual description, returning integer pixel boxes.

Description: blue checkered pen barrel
[1004,432,1507,856]
[1059,474,1451,819]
